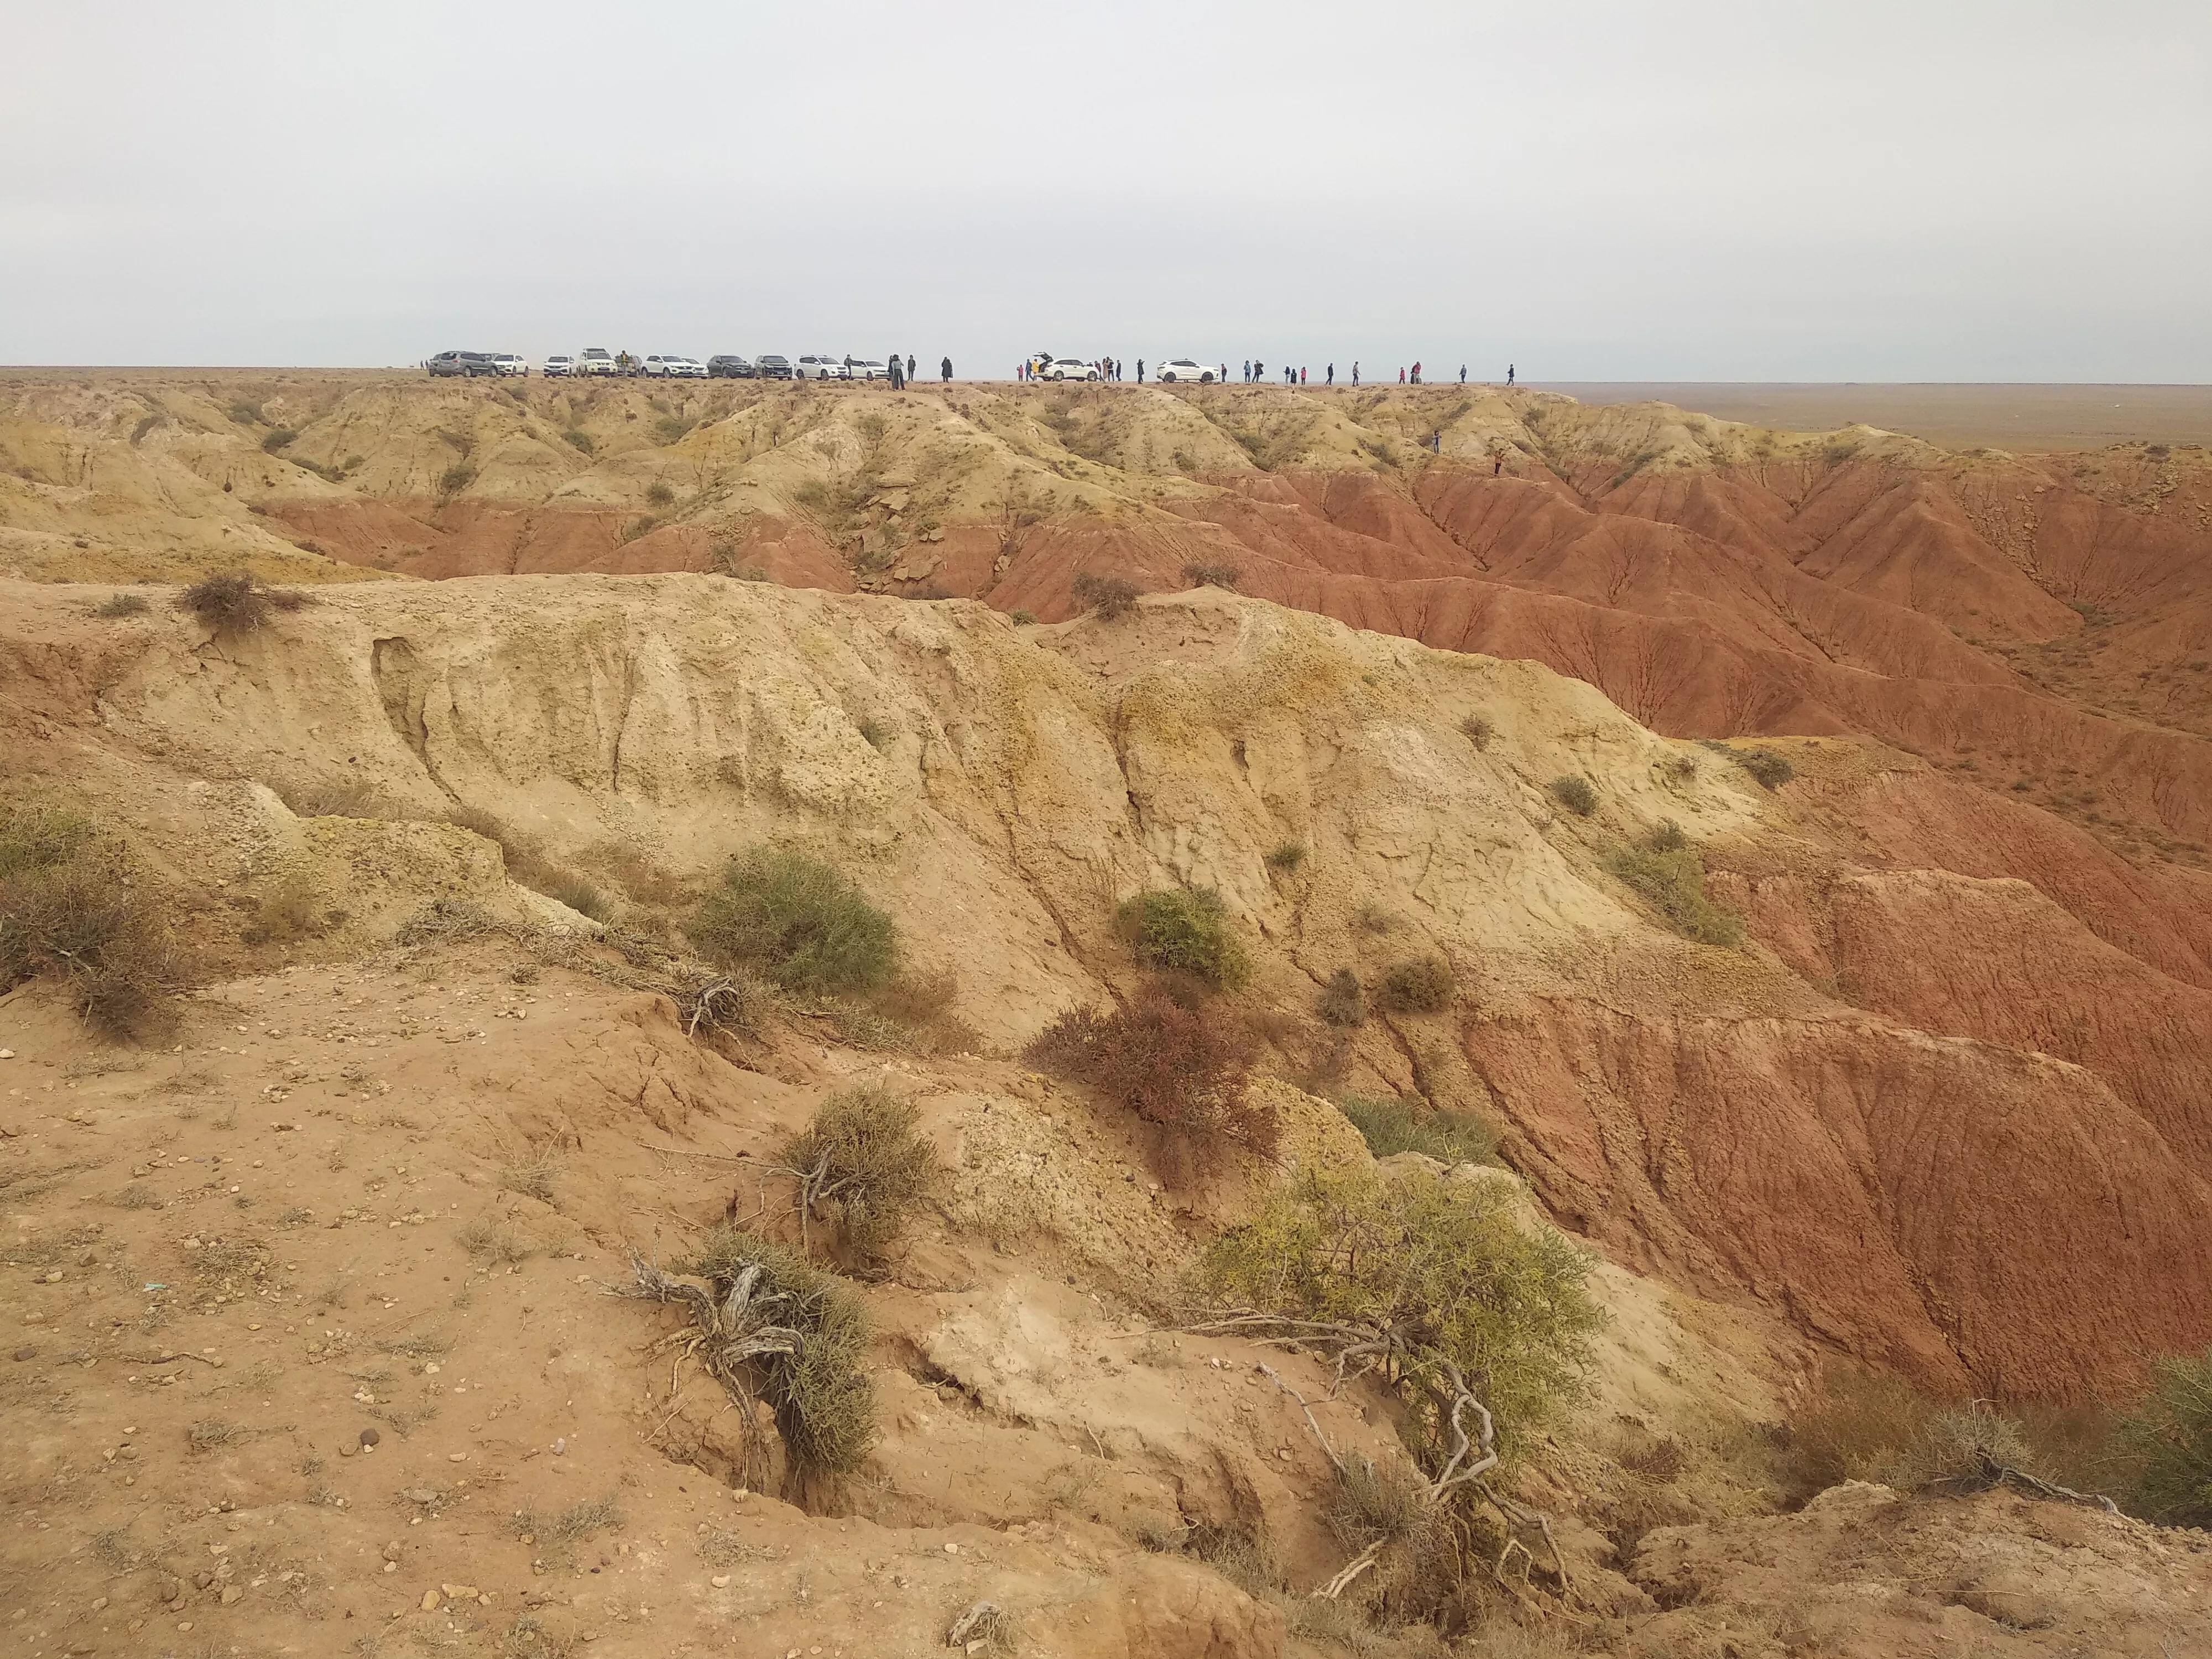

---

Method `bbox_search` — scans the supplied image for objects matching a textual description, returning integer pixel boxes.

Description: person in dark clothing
[1326,363,1333,385]
[1459,364,1467,384]
[941,357,952,383]
[1493,456,1503,475]
[1256,362,1265,383]
[1352,362,1359,385]
[1136,358,1144,383]
[1506,363,1515,387]
[1430,431,1441,453]
[907,354,916,381]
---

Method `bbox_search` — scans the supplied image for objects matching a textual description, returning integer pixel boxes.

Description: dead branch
[946,1600,1001,1647]
[1256,1362,1345,1476]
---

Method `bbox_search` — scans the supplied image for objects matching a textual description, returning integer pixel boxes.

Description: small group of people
[876,354,956,386]
[1016,355,1128,381]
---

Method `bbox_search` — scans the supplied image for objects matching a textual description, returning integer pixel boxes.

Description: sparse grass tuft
[1338,1095,1498,1166]
[1460,713,1495,750]
[188,1418,239,1452]
[509,1494,624,1569]
[175,571,309,634]
[457,1216,534,1265]
[1009,609,1037,625]
[1550,774,1598,816]
[94,592,150,618]
[645,481,676,507]
[1071,571,1142,619]
[1375,956,1454,1015]
[1264,841,1306,873]
[498,1147,560,1204]
[689,845,900,996]
[1604,831,1743,948]
[1115,886,1250,990]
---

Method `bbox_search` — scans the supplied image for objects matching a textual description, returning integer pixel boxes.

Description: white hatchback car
[1155,359,1219,384]
[543,354,575,378]
[1043,357,1098,382]
[795,354,849,380]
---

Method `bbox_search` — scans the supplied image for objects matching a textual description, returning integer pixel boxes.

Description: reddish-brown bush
[1026,990,1273,1161]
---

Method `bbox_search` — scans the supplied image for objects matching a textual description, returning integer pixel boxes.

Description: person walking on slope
[1506,363,1515,387]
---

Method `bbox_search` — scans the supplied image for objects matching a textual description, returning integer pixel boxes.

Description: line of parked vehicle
[426,348,910,381]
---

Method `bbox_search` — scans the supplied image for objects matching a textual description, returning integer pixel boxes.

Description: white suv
[796,354,848,380]
[642,354,706,379]
[576,348,618,377]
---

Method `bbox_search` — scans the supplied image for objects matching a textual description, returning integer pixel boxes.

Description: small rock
[447,1452,467,1463]
[551,1437,566,1455]
[710,1574,730,1588]
[359,1428,380,1448]
[220,1585,242,1605]
[420,1590,439,1611]
[11,1347,35,1363]
[944,1542,959,1555]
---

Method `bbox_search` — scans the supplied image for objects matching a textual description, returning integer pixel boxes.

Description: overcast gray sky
[6,1,2208,379]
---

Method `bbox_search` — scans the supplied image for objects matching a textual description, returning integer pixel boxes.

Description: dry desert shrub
[774,1083,943,1264]
[1549,774,1598,817]
[1460,713,1495,750]
[1201,1166,1603,1458]
[1070,570,1142,619]
[690,845,900,996]
[1116,885,1250,990]
[1376,955,1454,1015]
[94,592,150,618]
[1318,967,1367,1028]
[1892,1404,2035,1493]
[1725,746,1795,789]
[0,803,185,1039]
[175,571,308,634]
[669,1226,877,1479]
[2120,1343,2212,1526]
[395,896,497,945]
[1181,560,1243,591]
[1026,989,1272,1162]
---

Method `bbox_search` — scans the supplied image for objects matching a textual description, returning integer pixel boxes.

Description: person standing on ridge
[1136,358,1145,383]
[907,354,916,382]
[1507,363,1516,387]
[1326,363,1333,385]
[1459,364,1467,384]
[1398,367,1405,384]
[941,356,952,383]
[1352,362,1359,385]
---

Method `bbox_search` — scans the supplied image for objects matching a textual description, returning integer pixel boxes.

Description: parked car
[427,349,495,378]
[795,354,848,380]
[1155,358,1219,384]
[1042,357,1098,382]
[755,354,795,380]
[544,354,576,378]
[489,353,528,377]
[576,348,618,377]
[707,354,754,379]
[845,358,888,381]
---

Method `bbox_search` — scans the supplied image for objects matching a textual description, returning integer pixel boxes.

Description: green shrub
[1201,1166,1602,1455]
[645,481,676,508]
[1317,967,1365,1028]
[259,427,298,454]
[1645,817,1687,852]
[1009,609,1037,626]
[1027,989,1271,1161]
[1550,775,1598,816]
[776,1083,944,1262]
[689,846,900,995]
[1339,1095,1497,1166]
[175,571,308,634]
[1071,571,1142,619]
[437,463,477,499]
[2121,1344,2212,1526]
[1738,748,1794,789]
[1376,955,1453,1014]
[684,1228,875,1477]
[1604,839,1743,947]
[562,429,595,455]
[0,804,183,1039]
[1264,841,1306,873]
[1116,886,1250,989]
[546,877,611,924]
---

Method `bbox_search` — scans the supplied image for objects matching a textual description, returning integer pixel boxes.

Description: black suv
[754,354,794,380]
[427,350,494,378]
[707,354,754,379]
